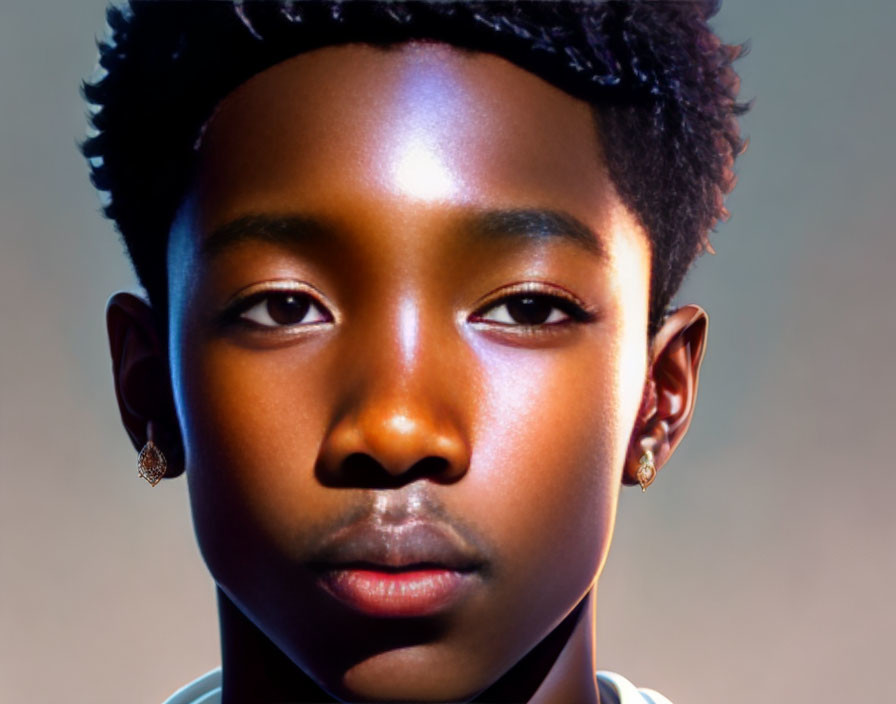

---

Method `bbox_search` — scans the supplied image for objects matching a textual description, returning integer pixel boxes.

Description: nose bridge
[357,292,448,436]
[358,291,424,394]
[395,295,421,376]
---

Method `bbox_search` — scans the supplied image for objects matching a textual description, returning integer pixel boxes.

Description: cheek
[464,339,632,600]
[173,339,335,569]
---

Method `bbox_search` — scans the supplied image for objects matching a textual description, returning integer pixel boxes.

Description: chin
[337,649,482,703]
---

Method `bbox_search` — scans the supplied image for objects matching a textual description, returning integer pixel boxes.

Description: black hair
[82,0,748,336]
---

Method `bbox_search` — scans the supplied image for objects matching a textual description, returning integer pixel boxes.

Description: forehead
[191,42,618,232]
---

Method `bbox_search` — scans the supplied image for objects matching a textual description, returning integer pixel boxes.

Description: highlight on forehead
[190,42,607,222]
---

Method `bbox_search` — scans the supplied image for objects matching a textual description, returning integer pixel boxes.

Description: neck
[218,585,601,704]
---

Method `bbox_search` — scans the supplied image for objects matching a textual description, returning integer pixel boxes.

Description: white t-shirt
[163,668,673,703]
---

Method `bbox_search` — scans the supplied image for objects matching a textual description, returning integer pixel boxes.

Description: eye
[236,290,332,329]
[471,288,594,328]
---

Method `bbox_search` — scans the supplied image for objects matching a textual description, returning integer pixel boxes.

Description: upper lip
[307,518,485,572]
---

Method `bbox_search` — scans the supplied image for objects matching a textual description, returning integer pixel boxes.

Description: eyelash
[220,283,334,332]
[469,284,596,331]
[219,282,595,334]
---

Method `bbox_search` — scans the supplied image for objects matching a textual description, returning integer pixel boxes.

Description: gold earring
[137,425,167,487]
[636,449,656,492]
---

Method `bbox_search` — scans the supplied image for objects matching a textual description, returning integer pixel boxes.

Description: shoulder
[596,670,674,704]
[161,668,222,704]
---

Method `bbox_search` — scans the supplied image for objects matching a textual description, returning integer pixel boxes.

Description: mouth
[307,520,486,618]
[316,564,479,618]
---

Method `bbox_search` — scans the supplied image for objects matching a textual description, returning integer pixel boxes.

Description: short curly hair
[82,0,747,336]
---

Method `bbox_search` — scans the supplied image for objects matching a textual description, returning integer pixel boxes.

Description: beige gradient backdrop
[2,1,894,702]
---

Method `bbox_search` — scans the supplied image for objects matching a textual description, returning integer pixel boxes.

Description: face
[166,43,651,701]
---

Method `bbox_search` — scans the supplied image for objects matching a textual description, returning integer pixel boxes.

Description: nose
[317,401,470,487]
[315,311,471,488]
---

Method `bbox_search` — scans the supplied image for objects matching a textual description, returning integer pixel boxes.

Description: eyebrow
[201,214,332,259]
[200,208,605,259]
[461,209,605,258]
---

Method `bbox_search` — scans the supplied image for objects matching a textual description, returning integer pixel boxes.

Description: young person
[82,2,746,702]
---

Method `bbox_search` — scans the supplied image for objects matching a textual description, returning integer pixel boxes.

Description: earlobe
[106,292,184,480]
[623,304,708,489]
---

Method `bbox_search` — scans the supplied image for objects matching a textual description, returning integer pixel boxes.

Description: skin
[107,43,708,703]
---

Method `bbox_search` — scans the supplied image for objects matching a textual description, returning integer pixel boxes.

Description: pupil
[267,294,310,324]
[507,296,552,325]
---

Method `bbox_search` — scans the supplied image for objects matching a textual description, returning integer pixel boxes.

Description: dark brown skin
[107,43,707,703]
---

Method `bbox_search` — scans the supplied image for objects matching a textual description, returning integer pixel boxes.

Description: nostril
[332,452,453,488]
[338,453,388,488]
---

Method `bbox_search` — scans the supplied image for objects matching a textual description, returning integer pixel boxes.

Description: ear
[106,292,184,480]
[622,304,708,489]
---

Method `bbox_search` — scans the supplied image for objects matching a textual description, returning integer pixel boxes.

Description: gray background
[1,1,894,702]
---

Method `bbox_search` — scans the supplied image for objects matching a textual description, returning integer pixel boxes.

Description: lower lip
[319,568,474,617]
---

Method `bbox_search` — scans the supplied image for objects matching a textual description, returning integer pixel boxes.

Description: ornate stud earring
[137,424,167,487]
[636,449,656,492]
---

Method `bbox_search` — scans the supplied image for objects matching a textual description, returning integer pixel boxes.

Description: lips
[307,519,486,617]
